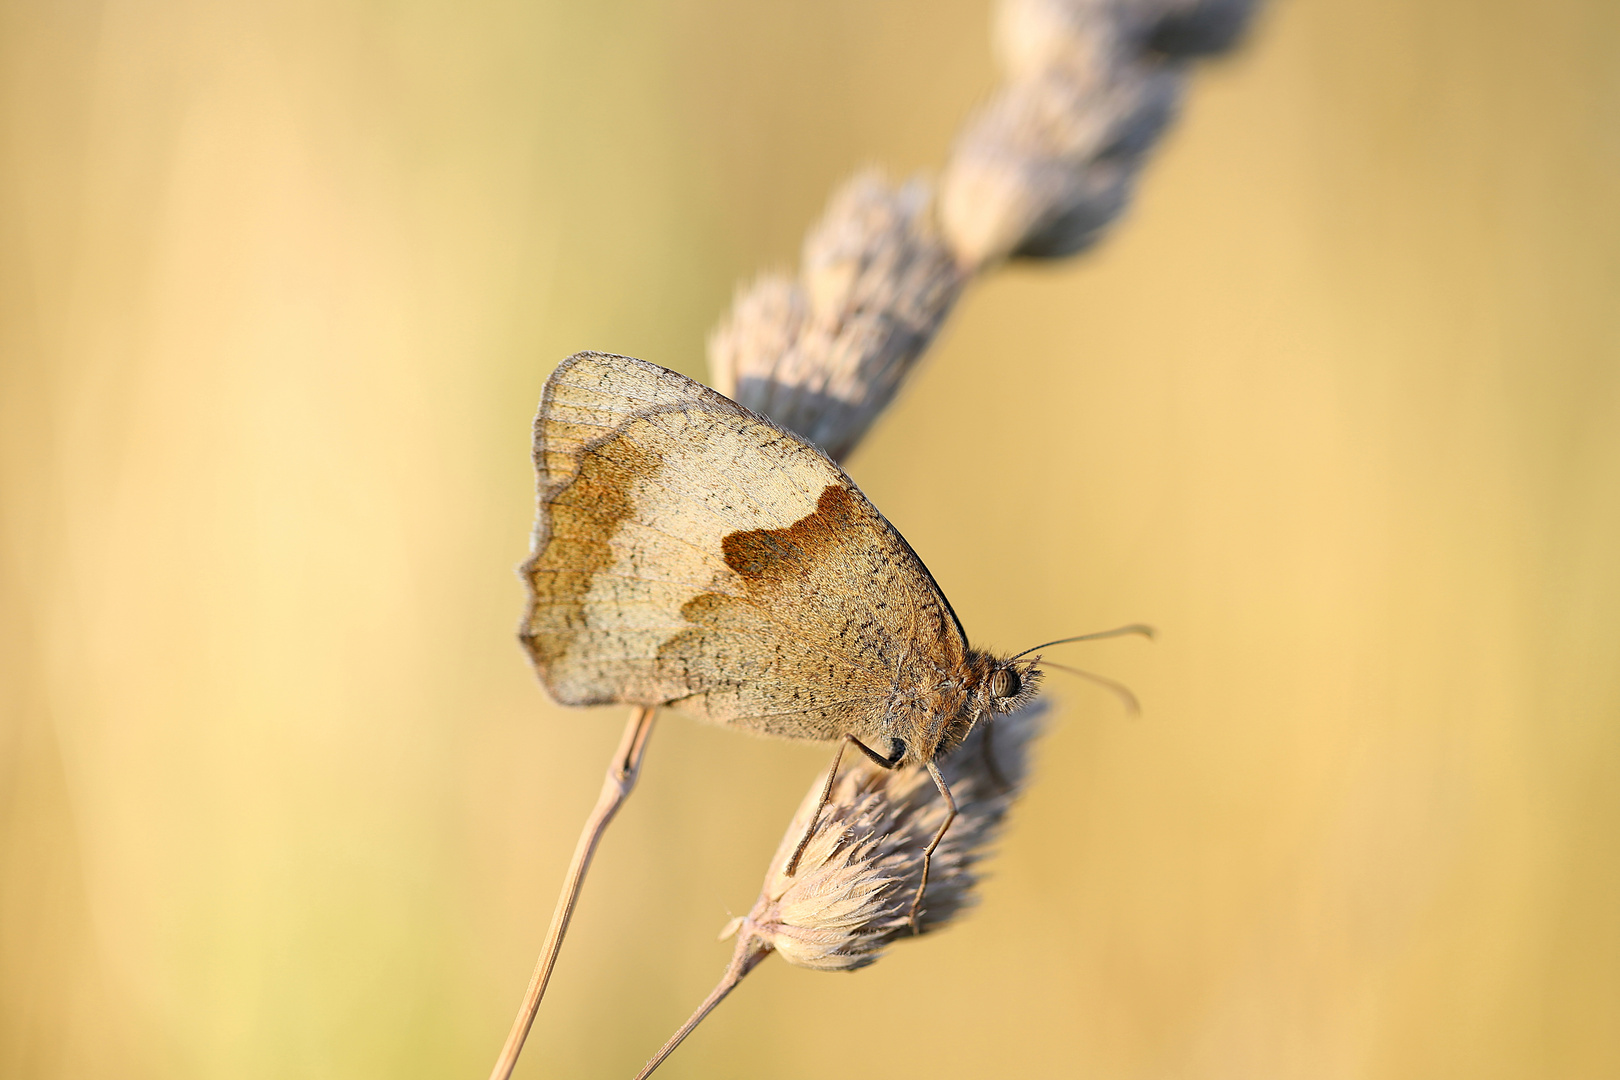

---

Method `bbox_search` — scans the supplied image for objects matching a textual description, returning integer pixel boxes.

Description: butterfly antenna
[1007,623,1156,662]
[1036,660,1142,717]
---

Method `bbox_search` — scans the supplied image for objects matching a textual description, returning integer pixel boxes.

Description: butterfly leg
[785,735,903,877]
[908,761,958,934]
[784,738,849,877]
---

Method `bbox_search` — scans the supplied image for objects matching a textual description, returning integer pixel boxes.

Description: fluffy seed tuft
[722,703,1047,971]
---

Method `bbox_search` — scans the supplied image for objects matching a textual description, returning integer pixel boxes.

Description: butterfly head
[931,626,1155,759]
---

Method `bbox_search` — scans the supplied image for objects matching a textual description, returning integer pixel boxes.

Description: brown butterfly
[519,351,1121,924]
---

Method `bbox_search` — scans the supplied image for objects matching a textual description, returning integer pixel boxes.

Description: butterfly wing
[520,352,970,747]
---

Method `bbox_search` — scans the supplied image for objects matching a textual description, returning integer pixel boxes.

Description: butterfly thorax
[874,648,1043,766]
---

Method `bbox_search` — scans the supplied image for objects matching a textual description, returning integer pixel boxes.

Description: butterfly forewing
[520,352,970,747]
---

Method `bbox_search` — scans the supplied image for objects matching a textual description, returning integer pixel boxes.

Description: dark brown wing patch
[719,486,856,583]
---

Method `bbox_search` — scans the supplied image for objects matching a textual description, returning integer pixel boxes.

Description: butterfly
[519,351,1073,924]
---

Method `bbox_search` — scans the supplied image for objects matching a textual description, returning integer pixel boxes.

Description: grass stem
[633,934,771,1080]
[487,705,659,1080]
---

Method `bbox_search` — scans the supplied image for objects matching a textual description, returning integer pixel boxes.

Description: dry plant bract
[634,704,1047,1079]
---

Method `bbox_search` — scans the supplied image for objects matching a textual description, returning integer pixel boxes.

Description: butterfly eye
[989,668,1020,699]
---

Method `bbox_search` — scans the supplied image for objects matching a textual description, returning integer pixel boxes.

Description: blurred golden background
[3,1,1617,1077]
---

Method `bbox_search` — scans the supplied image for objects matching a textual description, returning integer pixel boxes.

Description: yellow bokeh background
[3,1,1617,1077]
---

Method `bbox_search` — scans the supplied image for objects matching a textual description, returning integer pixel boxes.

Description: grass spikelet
[633,704,1046,1077]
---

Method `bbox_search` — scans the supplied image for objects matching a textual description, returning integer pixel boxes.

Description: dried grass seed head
[941,49,1183,266]
[943,0,1254,267]
[723,703,1047,971]
[998,0,1257,77]
[708,171,967,462]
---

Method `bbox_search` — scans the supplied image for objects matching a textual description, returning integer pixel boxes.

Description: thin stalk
[633,934,772,1079]
[487,705,659,1080]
